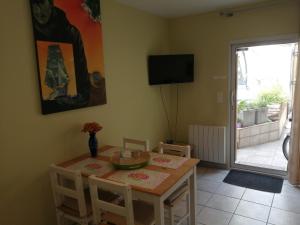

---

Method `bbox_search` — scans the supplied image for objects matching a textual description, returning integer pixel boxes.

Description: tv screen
[148,54,194,85]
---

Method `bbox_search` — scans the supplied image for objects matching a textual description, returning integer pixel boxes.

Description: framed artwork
[30,0,106,114]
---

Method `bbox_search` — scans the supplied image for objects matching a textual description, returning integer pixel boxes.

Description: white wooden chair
[89,175,155,225]
[159,142,191,158]
[49,164,93,225]
[159,142,191,225]
[123,137,150,152]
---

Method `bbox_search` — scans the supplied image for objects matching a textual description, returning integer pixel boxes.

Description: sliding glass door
[229,37,298,176]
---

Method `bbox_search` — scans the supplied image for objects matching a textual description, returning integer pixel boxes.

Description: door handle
[231,91,235,110]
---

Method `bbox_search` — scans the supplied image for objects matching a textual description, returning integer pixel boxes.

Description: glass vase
[88,132,98,157]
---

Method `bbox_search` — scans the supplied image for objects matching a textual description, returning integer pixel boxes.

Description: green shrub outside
[253,85,288,108]
[238,85,288,112]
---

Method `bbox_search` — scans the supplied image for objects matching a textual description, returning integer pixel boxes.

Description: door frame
[227,34,299,177]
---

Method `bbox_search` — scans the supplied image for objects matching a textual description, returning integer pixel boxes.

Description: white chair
[49,164,93,225]
[159,142,191,225]
[159,142,191,158]
[123,137,150,152]
[89,175,155,225]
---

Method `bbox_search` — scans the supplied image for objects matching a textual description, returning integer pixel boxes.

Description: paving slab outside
[236,125,289,171]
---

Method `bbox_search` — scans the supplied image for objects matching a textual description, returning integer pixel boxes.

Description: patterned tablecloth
[150,152,188,169]
[66,158,114,177]
[107,168,170,189]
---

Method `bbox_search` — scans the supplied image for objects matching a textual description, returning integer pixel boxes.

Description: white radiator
[189,125,226,163]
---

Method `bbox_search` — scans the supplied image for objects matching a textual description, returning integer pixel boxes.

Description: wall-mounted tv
[148,54,194,85]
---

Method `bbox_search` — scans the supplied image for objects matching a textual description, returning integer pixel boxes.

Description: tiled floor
[173,166,300,225]
[235,126,289,171]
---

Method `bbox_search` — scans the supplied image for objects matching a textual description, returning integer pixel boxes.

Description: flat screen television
[148,54,194,85]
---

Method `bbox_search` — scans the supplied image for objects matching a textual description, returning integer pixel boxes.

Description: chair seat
[164,184,189,207]
[58,189,92,217]
[158,143,191,225]
[102,200,154,225]
[99,189,122,203]
[58,189,120,218]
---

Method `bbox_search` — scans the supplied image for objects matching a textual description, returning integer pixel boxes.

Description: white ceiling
[116,0,267,18]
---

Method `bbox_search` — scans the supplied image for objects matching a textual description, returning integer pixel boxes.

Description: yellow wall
[0,1,169,224]
[169,1,300,141]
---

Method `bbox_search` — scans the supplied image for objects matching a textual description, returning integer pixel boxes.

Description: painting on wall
[30,0,106,114]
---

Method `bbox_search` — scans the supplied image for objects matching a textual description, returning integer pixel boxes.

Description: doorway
[229,38,298,176]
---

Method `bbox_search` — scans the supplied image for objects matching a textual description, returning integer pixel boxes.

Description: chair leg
[56,211,64,225]
[80,218,89,225]
[169,207,175,225]
[186,193,190,225]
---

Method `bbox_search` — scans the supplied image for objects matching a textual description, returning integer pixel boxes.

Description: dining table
[58,145,200,225]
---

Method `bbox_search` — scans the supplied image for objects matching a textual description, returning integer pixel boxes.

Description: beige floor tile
[197,190,213,205]
[229,215,266,225]
[198,207,232,225]
[197,179,222,193]
[215,183,246,199]
[206,194,239,213]
[235,200,270,222]
[268,208,300,225]
[279,183,300,198]
[242,189,274,206]
[272,194,300,214]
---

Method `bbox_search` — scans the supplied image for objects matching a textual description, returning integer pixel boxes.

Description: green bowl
[112,161,149,170]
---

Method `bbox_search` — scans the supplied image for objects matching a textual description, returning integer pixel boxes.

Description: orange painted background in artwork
[36,41,77,100]
[54,0,105,77]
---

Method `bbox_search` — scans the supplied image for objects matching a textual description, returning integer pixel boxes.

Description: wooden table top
[58,145,199,196]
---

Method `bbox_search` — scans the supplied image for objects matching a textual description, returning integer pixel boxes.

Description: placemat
[99,147,123,157]
[150,153,188,169]
[66,158,114,177]
[107,168,170,190]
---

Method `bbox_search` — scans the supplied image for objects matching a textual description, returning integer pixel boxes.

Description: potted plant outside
[236,118,242,128]
[254,86,288,124]
[237,100,256,127]
[253,99,269,125]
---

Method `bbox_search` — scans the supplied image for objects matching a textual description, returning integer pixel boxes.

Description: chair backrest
[89,175,134,225]
[159,142,191,158]
[49,164,87,217]
[123,137,150,152]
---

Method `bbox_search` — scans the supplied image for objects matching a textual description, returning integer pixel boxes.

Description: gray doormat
[223,170,283,193]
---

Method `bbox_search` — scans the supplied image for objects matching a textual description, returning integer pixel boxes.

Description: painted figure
[31,0,90,111]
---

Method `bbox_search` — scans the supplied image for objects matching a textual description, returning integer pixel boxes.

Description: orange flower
[82,122,103,133]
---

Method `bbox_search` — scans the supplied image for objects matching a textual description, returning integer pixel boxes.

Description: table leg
[154,196,164,225]
[189,166,197,225]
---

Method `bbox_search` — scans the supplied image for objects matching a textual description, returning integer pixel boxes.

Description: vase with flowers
[82,122,102,157]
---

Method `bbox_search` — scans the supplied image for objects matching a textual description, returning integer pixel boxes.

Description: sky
[237,43,297,101]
